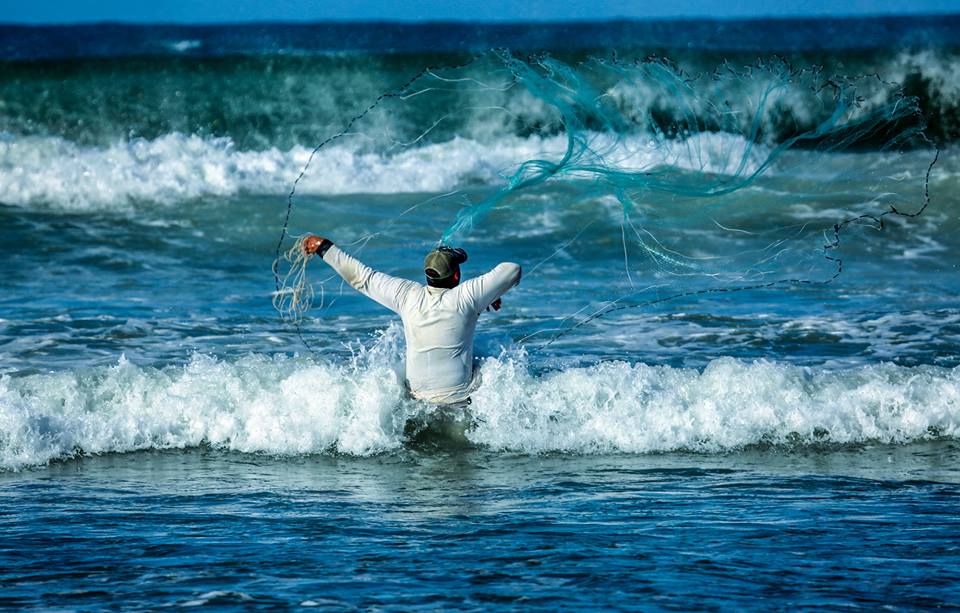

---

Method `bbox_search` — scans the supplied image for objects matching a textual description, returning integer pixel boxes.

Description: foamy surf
[2,341,957,471]
[0,131,768,210]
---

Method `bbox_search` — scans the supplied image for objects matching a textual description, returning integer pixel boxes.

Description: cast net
[272,50,937,348]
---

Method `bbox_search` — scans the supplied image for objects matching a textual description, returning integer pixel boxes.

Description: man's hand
[303,235,327,256]
[487,298,502,312]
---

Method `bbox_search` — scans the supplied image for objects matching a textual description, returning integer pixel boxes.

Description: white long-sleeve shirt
[321,245,521,404]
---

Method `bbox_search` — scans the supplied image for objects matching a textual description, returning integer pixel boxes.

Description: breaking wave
[2,328,957,470]
[0,131,769,210]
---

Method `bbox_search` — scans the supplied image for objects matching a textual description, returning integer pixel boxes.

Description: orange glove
[303,235,331,256]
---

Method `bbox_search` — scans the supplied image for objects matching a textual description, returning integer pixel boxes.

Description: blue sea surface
[3,448,960,609]
[1,17,959,610]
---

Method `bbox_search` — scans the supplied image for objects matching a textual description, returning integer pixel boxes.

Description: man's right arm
[305,236,416,314]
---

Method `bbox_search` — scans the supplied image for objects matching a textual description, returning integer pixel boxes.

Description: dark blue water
[1,17,959,610]
[4,15,960,60]
[3,448,960,610]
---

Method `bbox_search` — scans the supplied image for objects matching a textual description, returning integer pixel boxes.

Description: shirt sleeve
[458,262,522,313]
[321,245,419,314]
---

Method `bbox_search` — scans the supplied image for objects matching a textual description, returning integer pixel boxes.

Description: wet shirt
[322,245,521,404]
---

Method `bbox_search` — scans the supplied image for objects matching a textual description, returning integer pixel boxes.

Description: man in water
[303,235,521,405]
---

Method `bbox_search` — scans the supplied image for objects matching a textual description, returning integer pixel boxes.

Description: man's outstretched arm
[304,235,416,314]
[459,261,522,314]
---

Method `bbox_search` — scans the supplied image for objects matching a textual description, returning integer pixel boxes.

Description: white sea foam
[1,327,957,470]
[164,39,202,53]
[0,131,767,211]
[468,354,959,453]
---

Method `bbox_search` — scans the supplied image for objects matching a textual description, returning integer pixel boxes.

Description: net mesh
[273,50,938,350]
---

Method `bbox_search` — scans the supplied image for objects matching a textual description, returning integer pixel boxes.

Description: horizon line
[2,12,959,27]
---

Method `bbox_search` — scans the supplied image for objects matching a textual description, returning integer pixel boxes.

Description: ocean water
[2,18,960,610]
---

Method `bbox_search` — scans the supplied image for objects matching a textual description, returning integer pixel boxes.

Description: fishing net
[273,49,937,350]
[272,234,317,324]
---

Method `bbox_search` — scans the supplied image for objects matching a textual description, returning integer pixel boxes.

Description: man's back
[319,244,520,404]
[398,264,520,403]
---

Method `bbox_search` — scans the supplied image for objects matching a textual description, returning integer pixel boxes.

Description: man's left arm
[461,262,522,313]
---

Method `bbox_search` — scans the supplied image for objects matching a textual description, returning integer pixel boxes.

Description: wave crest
[2,340,957,470]
[0,131,766,210]
[470,355,960,453]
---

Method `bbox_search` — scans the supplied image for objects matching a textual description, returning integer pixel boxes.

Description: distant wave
[2,48,957,150]
[0,131,768,210]
[2,327,957,470]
